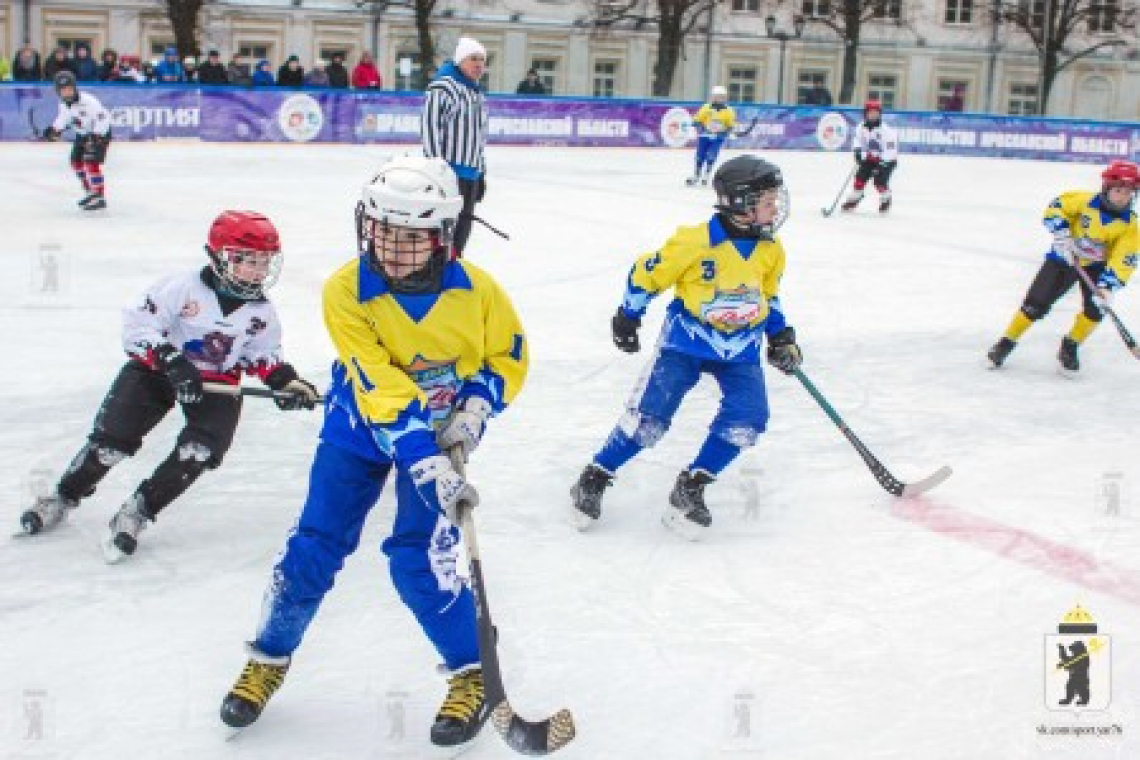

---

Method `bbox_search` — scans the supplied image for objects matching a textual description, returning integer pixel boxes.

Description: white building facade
[4,0,1139,119]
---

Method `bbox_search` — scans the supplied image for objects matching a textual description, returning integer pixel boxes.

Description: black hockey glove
[853,149,863,164]
[42,127,60,142]
[766,327,803,375]
[155,344,204,404]
[612,308,641,353]
[265,364,320,411]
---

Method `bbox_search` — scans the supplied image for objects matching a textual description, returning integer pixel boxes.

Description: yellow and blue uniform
[596,215,789,478]
[1002,190,1138,347]
[254,256,527,671]
[691,103,736,179]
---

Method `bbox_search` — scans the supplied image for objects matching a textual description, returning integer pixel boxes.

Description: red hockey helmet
[864,99,882,113]
[205,211,283,299]
[1101,160,1139,213]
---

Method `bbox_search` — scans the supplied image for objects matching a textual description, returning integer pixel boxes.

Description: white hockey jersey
[122,269,286,383]
[852,120,899,163]
[51,92,111,137]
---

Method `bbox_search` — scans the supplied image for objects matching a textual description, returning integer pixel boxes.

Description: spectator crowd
[4,41,389,89]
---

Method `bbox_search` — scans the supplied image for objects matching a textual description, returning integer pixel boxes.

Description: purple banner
[2,83,1137,164]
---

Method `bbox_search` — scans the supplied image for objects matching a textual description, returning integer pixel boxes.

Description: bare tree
[592,0,718,97]
[998,0,1136,114]
[797,0,908,104]
[162,0,206,59]
[361,0,439,89]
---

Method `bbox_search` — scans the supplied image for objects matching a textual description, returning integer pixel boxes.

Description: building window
[1019,0,1046,31]
[1007,82,1038,115]
[1088,0,1119,33]
[54,37,94,54]
[727,66,759,103]
[395,50,422,91]
[866,73,897,108]
[238,43,271,62]
[944,0,973,24]
[872,0,902,21]
[796,69,829,104]
[936,78,969,110]
[531,57,559,94]
[802,0,831,17]
[731,0,762,11]
[593,59,619,97]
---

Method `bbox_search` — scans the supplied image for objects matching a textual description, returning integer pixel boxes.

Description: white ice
[1,141,1138,760]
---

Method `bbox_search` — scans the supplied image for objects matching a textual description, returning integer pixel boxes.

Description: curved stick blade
[491,702,576,756]
[901,466,953,498]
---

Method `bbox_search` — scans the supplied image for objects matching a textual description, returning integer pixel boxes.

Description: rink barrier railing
[2,82,1137,164]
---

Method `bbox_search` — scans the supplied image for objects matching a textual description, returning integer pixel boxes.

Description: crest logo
[1044,604,1111,712]
[815,112,850,151]
[660,107,695,149]
[277,94,324,143]
[404,355,461,420]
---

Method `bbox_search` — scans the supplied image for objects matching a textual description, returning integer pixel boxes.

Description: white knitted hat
[454,37,486,63]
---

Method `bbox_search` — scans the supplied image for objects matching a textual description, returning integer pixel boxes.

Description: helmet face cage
[54,71,78,103]
[358,212,451,294]
[210,246,282,299]
[715,169,789,237]
[1101,161,1139,212]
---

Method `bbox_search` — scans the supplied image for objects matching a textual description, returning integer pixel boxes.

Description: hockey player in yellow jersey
[687,85,736,186]
[221,156,528,750]
[571,155,803,540]
[988,160,1139,373]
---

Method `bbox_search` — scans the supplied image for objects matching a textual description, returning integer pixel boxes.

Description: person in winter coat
[227,56,251,86]
[277,55,304,87]
[182,57,199,83]
[73,44,98,81]
[43,47,75,81]
[351,51,382,89]
[326,53,349,89]
[251,60,275,87]
[304,61,330,88]
[515,69,546,95]
[12,43,42,81]
[154,47,184,83]
[97,49,119,81]
[197,50,229,85]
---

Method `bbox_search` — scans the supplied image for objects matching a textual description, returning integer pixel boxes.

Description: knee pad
[178,440,221,469]
[618,411,669,448]
[66,442,127,473]
[1021,303,1049,321]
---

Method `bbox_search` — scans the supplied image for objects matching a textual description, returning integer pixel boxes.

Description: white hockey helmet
[356,156,463,293]
[710,85,728,101]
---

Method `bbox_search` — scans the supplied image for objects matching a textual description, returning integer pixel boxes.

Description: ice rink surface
[1,141,1138,759]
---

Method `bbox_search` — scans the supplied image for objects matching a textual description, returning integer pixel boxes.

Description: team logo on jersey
[1074,236,1107,261]
[141,296,157,314]
[404,355,461,420]
[246,316,267,336]
[660,107,695,149]
[183,331,236,371]
[179,300,200,318]
[1044,605,1111,712]
[815,112,850,151]
[277,94,324,143]
[700,286,763,329]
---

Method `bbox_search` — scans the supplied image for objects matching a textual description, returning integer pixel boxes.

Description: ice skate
[220,646,291,729]
[570,463,612,530]
[76,192,98,207]
[102,493,149,562]
[663,470,713,541]
[841,193,862,213]
[81,195,107,211]
[987,338,1017,369]
[1057,337,1080,377]
[879,197,892,213]
[431,666,490,748]
[685,175,699,187]
[19,492,78,535]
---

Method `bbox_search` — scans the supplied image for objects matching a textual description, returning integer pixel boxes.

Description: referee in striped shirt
[421,37,488,255]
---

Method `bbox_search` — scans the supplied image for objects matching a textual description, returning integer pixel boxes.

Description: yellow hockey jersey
[693,103,736,138]
[621,216,787,362]
[1043,191,1138,290]
[321,257,528,464]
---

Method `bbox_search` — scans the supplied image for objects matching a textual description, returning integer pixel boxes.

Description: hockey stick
[732,114,762,138]
[820,165,858,217]
[791,368,952,497]
[1069,263,1140,359]
[449,447,577,755]
[203,381,325,404]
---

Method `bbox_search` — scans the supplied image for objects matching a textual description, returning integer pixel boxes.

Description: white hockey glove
[437,396,492,463]
[1092,288,1115,314]
[1052,231,1078,265]
[409,454,479,524]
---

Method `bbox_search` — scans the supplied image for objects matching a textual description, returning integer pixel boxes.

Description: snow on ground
[1,141,1138,759]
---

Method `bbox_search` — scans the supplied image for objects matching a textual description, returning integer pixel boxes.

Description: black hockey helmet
[53,70,79,104]
[713,155,790,237]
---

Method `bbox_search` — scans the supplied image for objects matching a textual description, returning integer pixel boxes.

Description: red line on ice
[892,499,1140,608]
